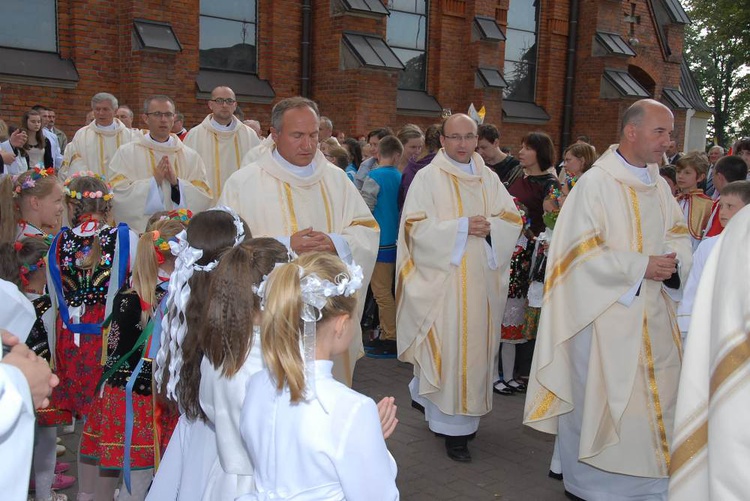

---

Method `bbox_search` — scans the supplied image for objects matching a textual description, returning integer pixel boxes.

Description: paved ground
[353,356,566,501]
[54,355,566,500]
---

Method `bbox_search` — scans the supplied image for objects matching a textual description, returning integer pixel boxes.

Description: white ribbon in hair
[154,207,246,402]
[154,230,197,401]
[254,260,364,400]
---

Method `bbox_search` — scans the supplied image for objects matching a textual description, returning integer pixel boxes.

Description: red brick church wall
[0,0,686,160]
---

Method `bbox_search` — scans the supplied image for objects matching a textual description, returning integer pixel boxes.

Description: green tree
[685,0,750,147]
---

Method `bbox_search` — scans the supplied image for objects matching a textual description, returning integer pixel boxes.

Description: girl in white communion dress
[239,252,399,501]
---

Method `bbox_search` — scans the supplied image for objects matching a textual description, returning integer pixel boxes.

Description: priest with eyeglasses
[183,86,261,203]
[108,95,212,231]
[397,113,521,462]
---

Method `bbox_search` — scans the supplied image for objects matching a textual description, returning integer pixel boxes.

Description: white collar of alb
[95,121,117,131]
[210,117,236,131]
[446,154,476,175]
[615,150,651,184]
[273,149,316,177]
[146,133,176,148]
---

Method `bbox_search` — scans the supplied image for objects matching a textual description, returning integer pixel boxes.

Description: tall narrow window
[387,0,427,91]
[504,0,539,102]
[199,0,257,74]
[0,0,57,52]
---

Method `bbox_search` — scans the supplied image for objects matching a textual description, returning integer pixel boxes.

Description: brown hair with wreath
[175,210,252,421]
[64,173,114,270]
[0,168,59,244]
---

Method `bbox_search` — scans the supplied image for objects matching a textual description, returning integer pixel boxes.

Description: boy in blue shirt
[361,135,403,356]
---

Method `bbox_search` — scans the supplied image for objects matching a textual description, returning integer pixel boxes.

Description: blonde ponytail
[261,262,306,402]
[131,218,186,326]
[260,252,358,403]
[131,232,160,326]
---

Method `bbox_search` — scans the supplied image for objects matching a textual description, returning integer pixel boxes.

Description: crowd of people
[0,90,749,501]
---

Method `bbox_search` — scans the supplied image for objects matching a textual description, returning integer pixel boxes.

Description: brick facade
[0,0,687,159]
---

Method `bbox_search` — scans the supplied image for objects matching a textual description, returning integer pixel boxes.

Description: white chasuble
[218,147,379,385]
[397,150,522,417]
[241,135,275,167]
[669,205,750,501]
[183,115,260,202]
[61,119,138,179]
[108,134,212,232]
[524,145,692,479]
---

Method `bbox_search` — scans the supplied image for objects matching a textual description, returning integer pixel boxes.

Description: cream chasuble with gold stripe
[397,150,521,417]
[217,146,379,385]
[524,145,692,479]
[61,119,138,179]
[670,205,750,500]
[183,115,260,203]
[108,133,212,231]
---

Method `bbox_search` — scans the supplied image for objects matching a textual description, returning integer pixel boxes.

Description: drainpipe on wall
[561,0,580,152]
[301,0,312,98]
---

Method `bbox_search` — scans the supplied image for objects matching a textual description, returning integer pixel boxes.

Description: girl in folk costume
[47,172,137,501]
[496,133,561,396]
[0,167,64,244]
[239,253,399,501]
[16,237,76,501]
[80,216,189,501]
[522,190,562,347]
[148,207,251,501]
[495,201,534,396]
[187,237,289,500]
[558,143,597,204]
[531,145,596,343]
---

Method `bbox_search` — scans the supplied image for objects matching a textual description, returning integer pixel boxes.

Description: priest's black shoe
[444,435,472,462]
[434,431,476,440]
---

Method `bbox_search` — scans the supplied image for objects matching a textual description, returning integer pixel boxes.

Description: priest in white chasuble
[183,86,261,202]
[218,97,378,385]
[61,92,138,179]
[669,205,750,501]
[108,95,212,232]
[523,99,692,501]
[397,113,522,462]
[241,135,276,166]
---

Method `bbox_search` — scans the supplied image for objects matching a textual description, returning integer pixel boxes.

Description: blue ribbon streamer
[123,291,168,493]
[49,223,130,334]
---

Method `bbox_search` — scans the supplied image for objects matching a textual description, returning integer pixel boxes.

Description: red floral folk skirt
[51,305,106,419]
[81,384,180,470]
[36,405,73,427]
[81,385,155,469]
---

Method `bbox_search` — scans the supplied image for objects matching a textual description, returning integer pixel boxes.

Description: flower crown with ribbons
[253,259,364,400]
[19,257,46,287]
[159,209,193,225]
[63,171,114,201]
[151,210,193,258]
[12,167,55,197]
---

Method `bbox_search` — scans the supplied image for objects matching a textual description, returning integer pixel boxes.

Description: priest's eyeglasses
[145,112,175,119]
[443,133,478,143]
[211,98,237,105]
